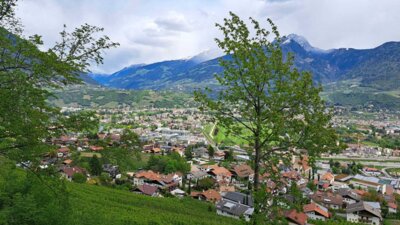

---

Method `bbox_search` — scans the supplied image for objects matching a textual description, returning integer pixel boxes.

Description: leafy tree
[184,145,193,160]
[89,155,102,176]
[196,178,215,191]
[207,145,215,159]
[0,1,118,224]
[62,110,99,135]
[120,128,141,150]
[146,153,190,174]
[194,12,337,222]
[72,173,87,183]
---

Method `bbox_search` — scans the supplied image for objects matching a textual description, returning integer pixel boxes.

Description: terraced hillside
[68,183,242,225]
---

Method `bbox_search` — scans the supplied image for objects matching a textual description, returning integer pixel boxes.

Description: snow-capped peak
[283,34,328,53]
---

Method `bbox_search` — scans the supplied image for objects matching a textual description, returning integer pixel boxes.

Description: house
[216,192,254,221]
[292,155,311,177]
[363,167,381,176]
[61,166,86,181]
[349,178,386,194]
[310,191,344,209]
[336,188,361,205]
[335,174,354,182]
[191,189,221,203]
[133,184,159,197]
[170,188,186,198]
[133,170,182,190]
[57,147,70,158]
[346,201,382,225]
[321,172,334,184]
[282,170,301,183]
[284,209,308,225]
[303,202,330,221]
[213,151,225,161]
[219,185,236,193]
[231,164,254,182]
[187,170,208,182]
[207,165,232,183]
[388,202,397,214]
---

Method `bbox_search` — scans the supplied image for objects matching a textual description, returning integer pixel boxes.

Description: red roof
[284,209,307,225]
[388,202,398,209]
[57,147,70,153]
[303,203,330,218]
[62,166,85,178]
[137,184,158,196]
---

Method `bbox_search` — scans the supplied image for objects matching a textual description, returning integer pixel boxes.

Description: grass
[204,123,249,146]
[67,182,242,225]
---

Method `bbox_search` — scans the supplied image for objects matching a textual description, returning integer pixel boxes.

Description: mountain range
[88,34,400,109]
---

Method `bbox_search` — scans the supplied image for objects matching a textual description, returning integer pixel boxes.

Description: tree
[184,145,193,160]
[207,145,215,159]
[0,1,118,224]
[63,110,99,135]
[194,12,337,222]
[72,173,87,183]
[89,155,102,176]
[196,177,215,191]
[120,128,141,150]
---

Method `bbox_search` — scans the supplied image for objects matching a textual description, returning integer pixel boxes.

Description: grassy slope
[68,182,242,225]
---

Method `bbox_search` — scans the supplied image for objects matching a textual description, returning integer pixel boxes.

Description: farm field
[67,182,242,225]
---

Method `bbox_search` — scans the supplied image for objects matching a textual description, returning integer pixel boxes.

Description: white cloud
[14,0,400,73]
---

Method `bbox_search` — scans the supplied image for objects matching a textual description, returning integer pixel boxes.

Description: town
[28,105,400,225]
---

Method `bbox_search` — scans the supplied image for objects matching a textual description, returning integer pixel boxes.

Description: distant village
[23,106,400,225]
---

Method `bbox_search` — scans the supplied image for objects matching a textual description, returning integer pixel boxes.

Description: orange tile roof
[210,166,232,177]
[303,203,330,218]
[233,164,254,178]
[284,209,307,225]
[322,172,334,181]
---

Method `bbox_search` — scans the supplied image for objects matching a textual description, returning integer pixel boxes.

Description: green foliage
[184,145,194,160]
[120,128,141,150]
[146,153,190,174]
[67,182,241,225]
[89,155,102,176]
[63,110,99,134]
[207,145,215,159]
[101,147,148,172]
[195,177,215,191]
[0,159,70,225]
[194,12,337,222]
[72,173,87,183]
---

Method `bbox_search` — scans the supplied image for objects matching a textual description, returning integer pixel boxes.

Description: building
[303,202,330,221]
[336,188,361,205]
[284,209,307,225]
[216,192,254,221]
[346,201,382,225]
[310,191,344,209]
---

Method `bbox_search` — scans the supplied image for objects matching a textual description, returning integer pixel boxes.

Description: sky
[16,0,400,74]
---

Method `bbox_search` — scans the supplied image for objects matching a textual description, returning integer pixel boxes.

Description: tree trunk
[253,136,261,190]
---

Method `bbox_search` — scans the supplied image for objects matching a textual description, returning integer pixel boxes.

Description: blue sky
[16,0,400,74]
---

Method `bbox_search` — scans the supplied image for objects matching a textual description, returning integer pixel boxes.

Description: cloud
[154,12,193,32]
[14,0,400,73]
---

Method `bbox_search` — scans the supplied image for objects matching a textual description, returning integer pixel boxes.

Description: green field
[204,123,249,146]
[68,183,242,225]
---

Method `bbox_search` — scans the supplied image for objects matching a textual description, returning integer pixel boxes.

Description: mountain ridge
[89,35,400,93]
